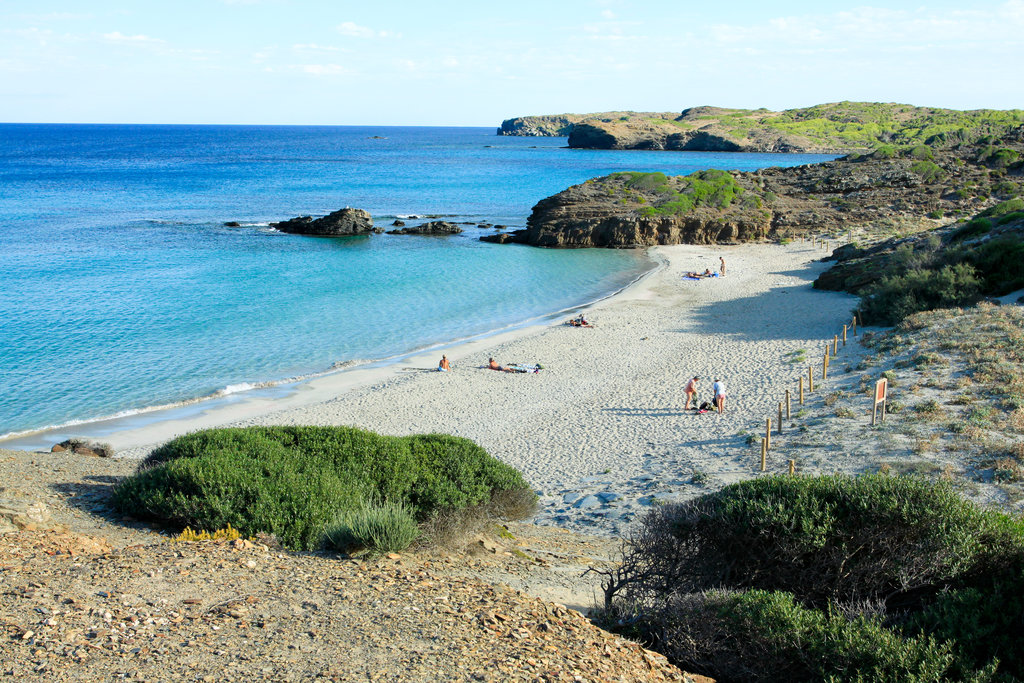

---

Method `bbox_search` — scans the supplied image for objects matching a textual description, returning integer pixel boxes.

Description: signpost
[872,378,888,425]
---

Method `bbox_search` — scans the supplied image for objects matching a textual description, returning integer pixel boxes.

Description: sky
[1,0,1022,126]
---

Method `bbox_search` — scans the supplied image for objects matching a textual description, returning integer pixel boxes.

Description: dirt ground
[0,448,708,682]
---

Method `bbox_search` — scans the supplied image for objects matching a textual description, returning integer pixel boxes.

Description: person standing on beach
[719,257,726,277]
[712,379,726,413]
[684,376,699,410]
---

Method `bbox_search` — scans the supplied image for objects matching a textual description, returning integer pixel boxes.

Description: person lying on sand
[488,358,508,372]
[567,314,593,327]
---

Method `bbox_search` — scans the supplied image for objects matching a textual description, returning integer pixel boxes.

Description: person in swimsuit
[713,378,726,413]
[438,355,451,372]
[684,376,699,410]
[719,256,726,277]
[488,358,507,372]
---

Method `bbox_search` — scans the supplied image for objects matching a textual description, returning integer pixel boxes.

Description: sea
[0,124,836,445]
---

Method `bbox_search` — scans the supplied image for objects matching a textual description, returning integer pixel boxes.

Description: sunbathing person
[488,357,508,372]
[568,314,593,327]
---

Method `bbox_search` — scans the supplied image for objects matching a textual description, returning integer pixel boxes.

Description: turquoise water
[0,124,836,439]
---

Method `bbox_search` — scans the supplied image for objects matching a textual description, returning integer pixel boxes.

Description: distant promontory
[498,102,1024,154]
[484,114,1024,248]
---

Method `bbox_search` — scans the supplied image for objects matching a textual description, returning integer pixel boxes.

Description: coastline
[0,251,660,453]
[16,240,864,536]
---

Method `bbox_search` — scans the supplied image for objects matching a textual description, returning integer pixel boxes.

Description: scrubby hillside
[498,102,1024,154]
[815,199,1024,324]
[485,130,1024,248]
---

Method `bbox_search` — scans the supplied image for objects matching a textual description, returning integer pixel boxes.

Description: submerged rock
[272,208,378,236]
[386,221,462,235]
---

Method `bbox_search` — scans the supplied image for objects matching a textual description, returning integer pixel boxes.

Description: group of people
[567,314,593,327]
[685,257,727,280]
[684,376,726,414]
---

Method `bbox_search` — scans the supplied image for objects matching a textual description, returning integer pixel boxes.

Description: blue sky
[1,0,1022,125]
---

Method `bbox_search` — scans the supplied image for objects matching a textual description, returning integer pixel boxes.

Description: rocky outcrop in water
[386,221,462,235]
[273,208,378,236]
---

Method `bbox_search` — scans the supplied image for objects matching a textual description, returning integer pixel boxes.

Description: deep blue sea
[0,124,835,440]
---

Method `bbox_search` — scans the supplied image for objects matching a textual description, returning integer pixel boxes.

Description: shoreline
[15,240,865,537]
[0,251,661,453]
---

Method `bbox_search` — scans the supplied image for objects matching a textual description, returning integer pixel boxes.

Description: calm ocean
[0,124,835,441]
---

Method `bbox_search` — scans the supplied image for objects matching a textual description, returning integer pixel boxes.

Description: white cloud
[337,21,392,38]
[103,31,165,45]
[293,43,344,52]
[441,56,459,67]
[299,64,348,75]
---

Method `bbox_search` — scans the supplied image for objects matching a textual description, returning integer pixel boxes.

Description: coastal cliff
[493,127,1024,248]
[500,102,1024,154]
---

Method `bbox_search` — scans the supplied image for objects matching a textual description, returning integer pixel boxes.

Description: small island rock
[387,221,463,236]
[272,208,379,236]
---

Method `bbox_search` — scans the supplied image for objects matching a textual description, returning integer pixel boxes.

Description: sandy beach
[75,241,861,535]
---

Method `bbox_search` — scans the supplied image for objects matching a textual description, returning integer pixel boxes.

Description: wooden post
[852,315,857,337]
[833,335,839,356]
[766,418,772,452]
[799,377,805,404]
[788,459,795,475]
[823,353,828,381]
[760,438,767,472]
[843,324,847,346]
[785,389,791,419]
[808,366,814,392]
[778,402,784,434]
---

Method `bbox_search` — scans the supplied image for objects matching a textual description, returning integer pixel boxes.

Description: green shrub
[967,236,1024,294]
[323,498,420,555]
[610,474,1015,609]
[114,426,536,550]
[912,160,946,183]
[951,217,992,241]
[981,198,1024,218]
[619,589,955,682]
[600,475,1024,681]
[859,264,982,325]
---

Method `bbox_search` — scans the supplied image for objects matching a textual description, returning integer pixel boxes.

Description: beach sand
[95,240,863,535]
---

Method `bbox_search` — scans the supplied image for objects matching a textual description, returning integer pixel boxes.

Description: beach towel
[683,276,701,281]
[505,364,542,373]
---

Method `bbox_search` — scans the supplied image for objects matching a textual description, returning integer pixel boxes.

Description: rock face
[386,221,462,235]
[272,208,378,236]
[516,130,1024,248]
[497,114,587,137]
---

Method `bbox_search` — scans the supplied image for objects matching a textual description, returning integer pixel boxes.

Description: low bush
[615,589,955,682]
[859,264,982,325]
[597,474,1024,681]
[597,475,1024,680]
[323,498,420,555]
[113,426,536,551]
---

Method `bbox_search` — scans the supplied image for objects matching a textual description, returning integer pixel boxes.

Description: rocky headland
[272,208,379,236]
[499,102,1024,154]
[484,123,1024,248]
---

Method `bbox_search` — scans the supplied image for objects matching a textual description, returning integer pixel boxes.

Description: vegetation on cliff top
[503,101,1024,154]
[113,426,537,552]
[607,170,751,217]
[597,473,1024,681]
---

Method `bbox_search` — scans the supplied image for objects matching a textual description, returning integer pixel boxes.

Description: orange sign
[875,378,888,404]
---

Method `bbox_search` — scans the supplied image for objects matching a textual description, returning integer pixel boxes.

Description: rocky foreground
[0,449,701,682]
